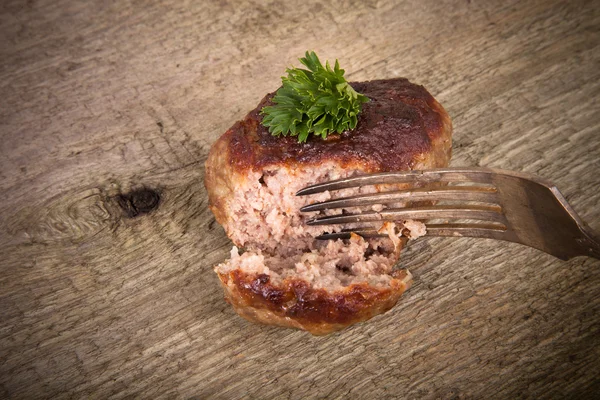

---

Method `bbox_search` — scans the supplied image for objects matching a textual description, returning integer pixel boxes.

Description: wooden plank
[1,0,599,398]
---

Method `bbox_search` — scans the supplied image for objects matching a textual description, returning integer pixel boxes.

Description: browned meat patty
[205,78,452,335]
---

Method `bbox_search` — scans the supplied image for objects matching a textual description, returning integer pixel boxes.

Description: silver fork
[297,167,600,261]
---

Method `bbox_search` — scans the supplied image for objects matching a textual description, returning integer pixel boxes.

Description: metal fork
[297,167,600,260]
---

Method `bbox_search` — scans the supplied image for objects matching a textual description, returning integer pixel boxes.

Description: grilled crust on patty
[216,268,412,336]
[205,77,452,334]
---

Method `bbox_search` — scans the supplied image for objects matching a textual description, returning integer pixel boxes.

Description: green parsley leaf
[261,51,369,143]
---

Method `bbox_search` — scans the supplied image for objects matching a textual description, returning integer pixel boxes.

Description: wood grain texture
[1,0,599,398]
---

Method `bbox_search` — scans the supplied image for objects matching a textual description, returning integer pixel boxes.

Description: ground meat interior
[214,162,425,290]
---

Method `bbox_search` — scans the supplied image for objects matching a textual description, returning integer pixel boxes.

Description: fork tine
[300,186,498,212]
[306,204,506,226]
[315,222,508,240]
[296,168,496,196]
[425,223,508,238]
[316,230,388,240]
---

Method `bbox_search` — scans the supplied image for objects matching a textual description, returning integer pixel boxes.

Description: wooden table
[1,0,599,398]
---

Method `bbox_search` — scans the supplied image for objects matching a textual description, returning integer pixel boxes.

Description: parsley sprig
[261,51,369,143]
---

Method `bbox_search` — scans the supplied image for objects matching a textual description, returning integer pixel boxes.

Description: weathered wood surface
[1,0,599,398]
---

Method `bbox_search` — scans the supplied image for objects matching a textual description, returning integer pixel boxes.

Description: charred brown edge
[218,269,412,326]
[223,78,450,173]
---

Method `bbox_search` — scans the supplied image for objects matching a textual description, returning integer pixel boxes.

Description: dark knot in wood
[116,188,161,218]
